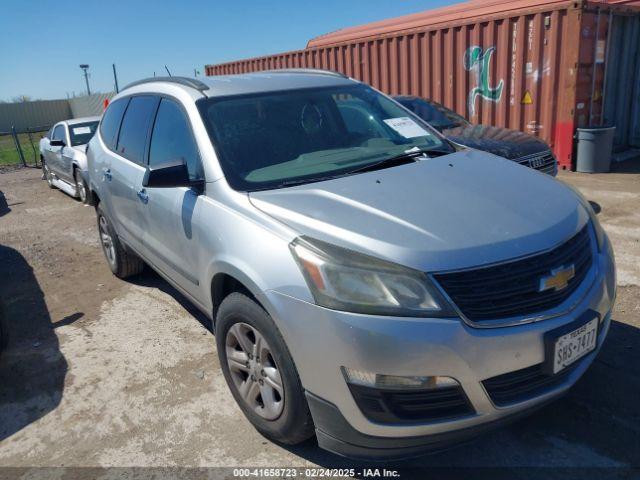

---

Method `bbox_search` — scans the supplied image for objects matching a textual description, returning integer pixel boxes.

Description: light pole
[79,64,91,96]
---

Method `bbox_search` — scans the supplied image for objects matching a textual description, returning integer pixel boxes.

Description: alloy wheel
[225,322,284,420]
[44,165,53,186]
[76,174,86,203]
[98,215,116,268]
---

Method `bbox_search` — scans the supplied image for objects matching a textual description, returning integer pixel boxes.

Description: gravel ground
[0,166,638,476]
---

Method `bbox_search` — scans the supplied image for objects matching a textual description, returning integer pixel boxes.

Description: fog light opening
[341,367,459,390]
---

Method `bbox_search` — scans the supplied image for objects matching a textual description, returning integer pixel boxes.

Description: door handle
[102,168,112,181]
[137,189,149,204]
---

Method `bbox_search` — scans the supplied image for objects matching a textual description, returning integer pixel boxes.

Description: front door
[59,143,75,182]
[142,97,206,300]
[48,124,66,175]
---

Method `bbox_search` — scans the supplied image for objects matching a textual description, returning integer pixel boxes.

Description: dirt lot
[0,165,638,475]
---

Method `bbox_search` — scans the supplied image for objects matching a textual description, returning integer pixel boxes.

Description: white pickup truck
[40,116,100,203]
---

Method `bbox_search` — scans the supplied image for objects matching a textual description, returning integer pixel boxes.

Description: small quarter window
[100,98,128,152]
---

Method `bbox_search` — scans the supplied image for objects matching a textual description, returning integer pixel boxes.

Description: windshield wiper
[422,146,456,157]
[346,150,428,175]
[267,146,455,189]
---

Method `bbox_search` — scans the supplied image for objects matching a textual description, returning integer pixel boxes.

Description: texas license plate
[551,318,598,374]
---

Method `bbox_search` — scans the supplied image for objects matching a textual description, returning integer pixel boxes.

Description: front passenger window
[53,125,66,143]
[149,98,203,180]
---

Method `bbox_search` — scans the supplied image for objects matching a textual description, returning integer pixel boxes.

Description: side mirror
[142,160,199,188]
[50,139,65,147]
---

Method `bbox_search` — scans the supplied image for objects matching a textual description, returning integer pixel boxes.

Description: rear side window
[100,99,128,151]
[116,96,158,165]
[149,98,203,180]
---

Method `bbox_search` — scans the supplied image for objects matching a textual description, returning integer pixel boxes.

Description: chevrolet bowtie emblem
[539,264,576,292]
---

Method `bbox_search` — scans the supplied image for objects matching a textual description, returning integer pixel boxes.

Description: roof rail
[260,68,348,78]
[122,76,210,92]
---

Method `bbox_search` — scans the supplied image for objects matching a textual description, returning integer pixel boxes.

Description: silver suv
[87,71,616,460]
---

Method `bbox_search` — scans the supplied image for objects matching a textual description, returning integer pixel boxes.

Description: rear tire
[96,204,144,278]
[216,293,314,445]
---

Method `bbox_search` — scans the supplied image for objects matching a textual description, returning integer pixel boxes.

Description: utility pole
[112,64,120,93]
[79,64,91,95]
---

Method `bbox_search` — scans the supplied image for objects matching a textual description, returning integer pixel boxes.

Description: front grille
[434,225,593,323]
[347,384,474,424]
[483,361,580,406]
[516,150,557,175]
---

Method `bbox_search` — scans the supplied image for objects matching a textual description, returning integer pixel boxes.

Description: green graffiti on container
[464,46,504,116]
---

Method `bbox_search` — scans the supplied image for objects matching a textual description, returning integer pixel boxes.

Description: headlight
[587,204,606,252]
[289,236,455,317]
[564,183,606,251]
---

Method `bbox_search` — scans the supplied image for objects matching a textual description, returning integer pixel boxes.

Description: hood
[249,149,588,273]
[72,144,88,154]
[443,125,549,160]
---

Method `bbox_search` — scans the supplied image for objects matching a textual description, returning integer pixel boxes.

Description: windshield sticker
[73,126,91,135]
[383,117,429,138]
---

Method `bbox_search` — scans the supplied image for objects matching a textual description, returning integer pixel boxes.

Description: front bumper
[263,238,616,459]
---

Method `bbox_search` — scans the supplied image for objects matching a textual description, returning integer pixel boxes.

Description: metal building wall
[68,92,113,118]
[0,99,71,133]
[206,0,640,169]
[0,93,113,133]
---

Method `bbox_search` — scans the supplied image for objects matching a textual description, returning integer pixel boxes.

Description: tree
[10,95,32,103]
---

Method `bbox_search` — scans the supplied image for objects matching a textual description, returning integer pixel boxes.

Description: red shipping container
[206,0,640,169]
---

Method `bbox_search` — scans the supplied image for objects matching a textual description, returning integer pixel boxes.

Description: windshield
[395,97,469,131]
[199,84,452,191]
[69,121,99,146]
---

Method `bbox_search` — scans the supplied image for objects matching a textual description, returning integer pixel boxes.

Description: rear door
[108,95,159,252]
[142,97,205,299]
[92,98,129,217]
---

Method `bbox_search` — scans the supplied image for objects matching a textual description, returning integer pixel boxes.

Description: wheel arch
[88,187,100,207]
[211,272,264,321]
[208,261,273,329]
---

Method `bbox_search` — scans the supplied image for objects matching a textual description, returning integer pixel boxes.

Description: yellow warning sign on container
[521,90,533,105]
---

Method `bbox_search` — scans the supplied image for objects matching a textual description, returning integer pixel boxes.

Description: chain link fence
[0,125,49,169]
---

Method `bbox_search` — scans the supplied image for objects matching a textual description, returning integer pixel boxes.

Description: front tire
[74,169,88,204]
[216,293,314,445]
[96,204,144,278]
[43,162,54,189]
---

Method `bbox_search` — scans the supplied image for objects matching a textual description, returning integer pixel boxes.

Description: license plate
[551,318,598,374]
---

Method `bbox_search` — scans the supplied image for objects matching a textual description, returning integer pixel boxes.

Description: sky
[0,0,461,101]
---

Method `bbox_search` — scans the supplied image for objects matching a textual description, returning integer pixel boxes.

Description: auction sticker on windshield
[383,117,429,138]
[73,126,92,135]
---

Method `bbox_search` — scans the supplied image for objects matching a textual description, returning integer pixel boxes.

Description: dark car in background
[0,303,5,357]
[395,96,557,176]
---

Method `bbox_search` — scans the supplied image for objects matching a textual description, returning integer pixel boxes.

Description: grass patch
[0,131,47,166]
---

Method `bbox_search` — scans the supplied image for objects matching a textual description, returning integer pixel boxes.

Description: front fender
[75,165,90,187]
[205,257,276,321]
